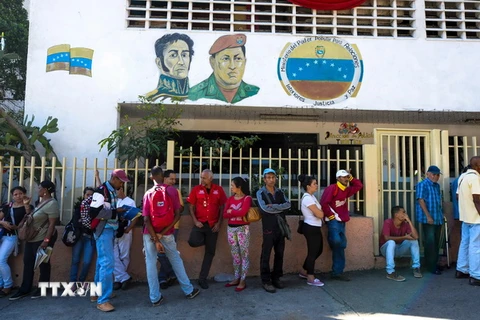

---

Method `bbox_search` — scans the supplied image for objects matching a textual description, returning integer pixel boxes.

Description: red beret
[209,34,247,55]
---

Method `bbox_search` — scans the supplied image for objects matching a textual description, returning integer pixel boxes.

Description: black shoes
[262,282,276,293]
[186,288,200,299]
[121,277,132,290]
[9,290,29,301]
[331,273,351,281]
[272,279,285,289]
[469,277,480,286]
[198,279,209,289]
[113,282,122,290]
[160,282,169,290]
[455,271,470,279]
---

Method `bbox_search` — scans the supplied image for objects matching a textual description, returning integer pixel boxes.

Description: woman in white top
[298,174,325,287]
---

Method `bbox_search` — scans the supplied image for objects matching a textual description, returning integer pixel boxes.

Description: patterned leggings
[227,225,250,281]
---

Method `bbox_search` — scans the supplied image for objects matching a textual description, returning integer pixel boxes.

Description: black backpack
[62,208,82,247]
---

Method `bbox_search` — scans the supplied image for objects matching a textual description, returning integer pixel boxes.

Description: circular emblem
[277,37,364,106]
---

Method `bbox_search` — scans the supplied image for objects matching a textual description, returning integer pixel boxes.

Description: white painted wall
[25,0,480,159]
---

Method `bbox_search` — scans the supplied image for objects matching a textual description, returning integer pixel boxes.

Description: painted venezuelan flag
[69,47,94,77]
[46,44,71,72]
[278,39,363,101]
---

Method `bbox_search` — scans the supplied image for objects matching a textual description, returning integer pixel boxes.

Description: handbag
[18,199,53,242]
[243,207,262,223]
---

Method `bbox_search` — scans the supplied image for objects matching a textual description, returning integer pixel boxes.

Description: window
[425,0,480,39]
[126,0,416,38]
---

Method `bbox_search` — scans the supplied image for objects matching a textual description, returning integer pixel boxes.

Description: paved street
[0,267,476,320]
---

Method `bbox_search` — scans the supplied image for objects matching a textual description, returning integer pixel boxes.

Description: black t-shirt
[1,203,32,235]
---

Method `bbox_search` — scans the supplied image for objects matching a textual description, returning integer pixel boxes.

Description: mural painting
[277,36,363,106]
[46,44,94,77]
[146,33,194,101]
[188,34,259,104]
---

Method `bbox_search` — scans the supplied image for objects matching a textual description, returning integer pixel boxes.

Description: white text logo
[39,282,102,297]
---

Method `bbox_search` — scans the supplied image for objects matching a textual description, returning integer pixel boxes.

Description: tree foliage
[0,0,29,100]
[98,96,182,166]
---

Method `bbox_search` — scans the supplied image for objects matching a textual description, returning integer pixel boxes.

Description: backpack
[82,187,109,231]
[149,185,175,231]
[62,217,81,247]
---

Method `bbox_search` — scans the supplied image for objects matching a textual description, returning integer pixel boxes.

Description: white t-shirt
[301,193,323,227]
[457,169,480,224]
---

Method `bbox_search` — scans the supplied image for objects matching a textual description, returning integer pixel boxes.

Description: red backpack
[149,185,175,231]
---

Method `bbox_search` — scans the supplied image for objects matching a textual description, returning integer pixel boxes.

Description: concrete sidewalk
[0,267,475,320]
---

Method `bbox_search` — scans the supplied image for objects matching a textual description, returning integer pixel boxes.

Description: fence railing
[1,141,365,223]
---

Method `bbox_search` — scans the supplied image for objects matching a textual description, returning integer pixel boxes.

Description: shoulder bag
[18,199,53,242]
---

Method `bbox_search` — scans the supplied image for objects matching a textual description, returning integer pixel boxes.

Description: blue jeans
[94,228,114,304]
[70,234,95,282]
[457,222,480,279]
[327,220,347,275]
[422,223,442,273]
[157,229,178,283]
[380,240,421,274]
[0,235,17,288]
[143,234,193,303]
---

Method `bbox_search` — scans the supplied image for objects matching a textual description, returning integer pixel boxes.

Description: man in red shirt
[380,206,422,282]
[187,169,227,289]
[320,169,363,281]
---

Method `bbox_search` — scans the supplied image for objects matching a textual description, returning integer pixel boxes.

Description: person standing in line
[113,187,135,291]
[380,206,422,282]
[298,174,325,287]
[143,166,199,306]
[223,177,252,292]
[187,169,227,289]
[9,181,59,301]
[455,156,480,286]
[157,169,183,289]
[0,186,33,297]
[257,168,291,293]
[320,169,363,281]
[415,165,444,275]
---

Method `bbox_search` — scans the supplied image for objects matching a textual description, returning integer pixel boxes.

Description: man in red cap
[188,34,259,104]
[91,169,129,312]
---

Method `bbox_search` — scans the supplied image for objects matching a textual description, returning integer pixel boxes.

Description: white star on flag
[306,63,310,67]
[299,67,303,71]
[330,63,335,67]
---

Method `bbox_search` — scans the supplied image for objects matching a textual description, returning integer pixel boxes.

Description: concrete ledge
[9,216,376,286]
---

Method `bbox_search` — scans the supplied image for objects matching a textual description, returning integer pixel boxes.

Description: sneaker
[387,272,406,282]
[469,277,480,286]
[113,282,122,290]
[31,288,42,299]
[121,277,132,290]
[331,273,351,282]
[97,302,115,312]
[307,278,325,287]
[186,288,200,299]
[160,282,169,290]
[167,277,177,286]
[455,271,470,279]
[272,279,285,289]
[9,290,29,301]
[413,268,423,278]
[198,279,209,289]
[298,273,308,279]
[152,296,164,307]
[262,282,276,293]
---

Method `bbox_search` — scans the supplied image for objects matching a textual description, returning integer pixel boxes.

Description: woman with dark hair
[223,177,252,292]
[9,180,59,301]
[0,186,33,297]
[69,187,95,283]
[298,174,325,287]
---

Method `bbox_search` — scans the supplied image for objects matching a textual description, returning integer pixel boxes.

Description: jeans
[143,234,194,303]
[0,235,17,288]
[303,224,323,275]
[20,230,58,293]
[327,220,347,275]
[380,240,421,274]
[157,229,178,283]
[188,222,218,280]
[114,232,132,283]
[260,227,285,283]
[422,223,442,273]
[457,222,480,279]
[70,234,95,282]
[94,228,114,304]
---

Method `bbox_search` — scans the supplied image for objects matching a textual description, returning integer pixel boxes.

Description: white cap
[336,170,350,178]
[90,192,105,208]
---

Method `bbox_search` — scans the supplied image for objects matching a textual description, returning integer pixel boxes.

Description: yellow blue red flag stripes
[46,44,71,72]
[69,47,94,77]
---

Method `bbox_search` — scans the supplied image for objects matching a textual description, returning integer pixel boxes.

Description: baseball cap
[112,169,130,182]
[263,168,276,176]
[336,170,350,178]
[90,192,105,209]
[427,165,442,174]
